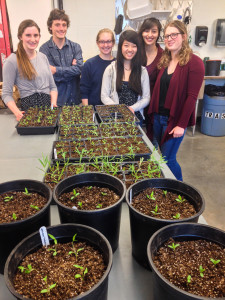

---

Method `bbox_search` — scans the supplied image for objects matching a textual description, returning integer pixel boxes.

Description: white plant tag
[39,226,50,246]
[93,113,95,122]
[130,189,132,203]
[51,103,54,110]
[72,206,78,210]
[54,148,57,159]
[115,112,117,122]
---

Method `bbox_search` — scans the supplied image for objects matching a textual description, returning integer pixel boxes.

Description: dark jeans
[153,114,186,181]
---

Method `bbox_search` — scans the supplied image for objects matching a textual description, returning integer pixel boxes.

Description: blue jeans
[153,114,186,181]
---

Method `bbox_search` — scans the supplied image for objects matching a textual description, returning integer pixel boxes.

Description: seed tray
[59,105,97,126]
[58,124,101,140]
[99,122,143,138]
[16,107,60,135]
[51,136,151,163]
[95,104,140,124]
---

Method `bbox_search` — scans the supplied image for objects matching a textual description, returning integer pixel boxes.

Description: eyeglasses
[98,40,113,45]
[164,33,182,41]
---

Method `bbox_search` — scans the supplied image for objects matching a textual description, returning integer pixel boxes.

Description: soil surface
[59,186,120,210]
[153,238,225,298]
[0,190,47,223]
[13,240,106,299]
[132,187,196,219]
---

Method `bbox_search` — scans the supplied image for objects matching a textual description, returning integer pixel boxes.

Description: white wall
[190,0,225,59]
[5,0,225,60]
[6,0,53,51]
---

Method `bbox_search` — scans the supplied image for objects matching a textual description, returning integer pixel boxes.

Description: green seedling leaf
[74,264,83,270]
[96,203,103,209]
[25,264,35,274]
[173,213,181,219]
[199,265,205,277]
[48,248,57,256]
[23,187,31,196]
[48,233,57,245]
[41,283,56,294]
[87,186,93,189]
[43,276,47,283]
[71,189,80,199]
[151,205,161,215]
[75,274,81,279]
[78,201,82,208]
[30,205,39,210]
[4,196,13,202]
[175,195,186,203]
[163,190,167,196]
[18,266,25,273]
[168,243,180,251]
[72,233,77,243]
[101,192,107,196]
[187,275,191,284]
[12,213,17,220]
[210,258,221,265]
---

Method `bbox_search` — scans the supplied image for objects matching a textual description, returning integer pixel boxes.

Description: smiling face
[142,25,159,46]
[50,19,67,41]
[97,32,114,56]
[164,26,185,55]
[121,40,137,61]
[20,26,40,52]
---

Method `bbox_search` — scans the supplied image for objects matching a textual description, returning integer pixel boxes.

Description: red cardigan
[147,54,205,144]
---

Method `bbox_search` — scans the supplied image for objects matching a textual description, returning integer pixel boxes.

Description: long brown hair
[158,20,192,69]
[17,19,40,80]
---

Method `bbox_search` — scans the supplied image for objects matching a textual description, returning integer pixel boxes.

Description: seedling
[175,195,186,203]
[30,205,39,210]
[71,189,80,199]
[199,265,205,277]
[210,258,221,265]
[4,195,13,202]
[74,265,88,280]
[168,242,180,251]
[187,275,191,284]
[23,187,31,196]
[41,282,56,295]
[101,192,107,196]
[163,190,167,196]
[48,233,57,245]
[48,248,57,256]
[18,264,35,274]
[151,205,161,215]
[12,213,17,220]
[96,203,103,209]
[87,186,93,189]
[173,213,181,219]
[78,201,82,209]
[69,247,84,259]
[149,191,156,201]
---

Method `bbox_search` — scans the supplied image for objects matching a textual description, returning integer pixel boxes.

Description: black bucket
[53,172,126,252]
[205,60,221,76]
[0,179,52,274]
[126,178,205,269]
[4,223,113,300]
[147,223,225,300]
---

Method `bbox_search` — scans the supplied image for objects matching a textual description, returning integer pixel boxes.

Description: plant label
[39,226,50,246]
[54,148,57,159]
[72,206,78,210]
[130,189,132,203]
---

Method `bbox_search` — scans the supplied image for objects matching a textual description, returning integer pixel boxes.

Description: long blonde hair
[158,20,192,69]
[17,19,40,80]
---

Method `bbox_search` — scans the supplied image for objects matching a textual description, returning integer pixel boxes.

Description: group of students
[2,9,205,181]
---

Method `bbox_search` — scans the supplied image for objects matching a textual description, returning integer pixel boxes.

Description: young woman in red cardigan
[147,20,204,181]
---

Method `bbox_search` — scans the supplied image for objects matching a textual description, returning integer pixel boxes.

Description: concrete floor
[178,120,225,231]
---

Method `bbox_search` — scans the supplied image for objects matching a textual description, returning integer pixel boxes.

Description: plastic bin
[201,94,225,136]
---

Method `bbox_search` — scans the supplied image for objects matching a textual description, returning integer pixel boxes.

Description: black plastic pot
[4,223,113,300]
[147,223,225,300]
[0,179,52,274]
[126,178,205,269]
[53,172,126,252]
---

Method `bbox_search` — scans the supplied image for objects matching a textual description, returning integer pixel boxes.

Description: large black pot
[147,223,225,300]
[53,172,126,252]
[126,178,205,269]
[4,223,113,300]
[0,179,52,274]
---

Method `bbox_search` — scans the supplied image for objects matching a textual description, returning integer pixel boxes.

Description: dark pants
[153,114,186,181]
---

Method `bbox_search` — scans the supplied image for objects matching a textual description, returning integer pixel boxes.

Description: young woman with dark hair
[101,30,150,122]
[147,20,204,181]
[2,19,57,121]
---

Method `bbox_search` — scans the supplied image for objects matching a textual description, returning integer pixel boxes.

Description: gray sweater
[2,52,57,104]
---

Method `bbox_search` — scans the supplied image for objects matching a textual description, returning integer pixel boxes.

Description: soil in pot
[59,185,120,210]
[132,187,196,220]
[13,235,106,299]
[153,237,225,298]
[0,189,48,223]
